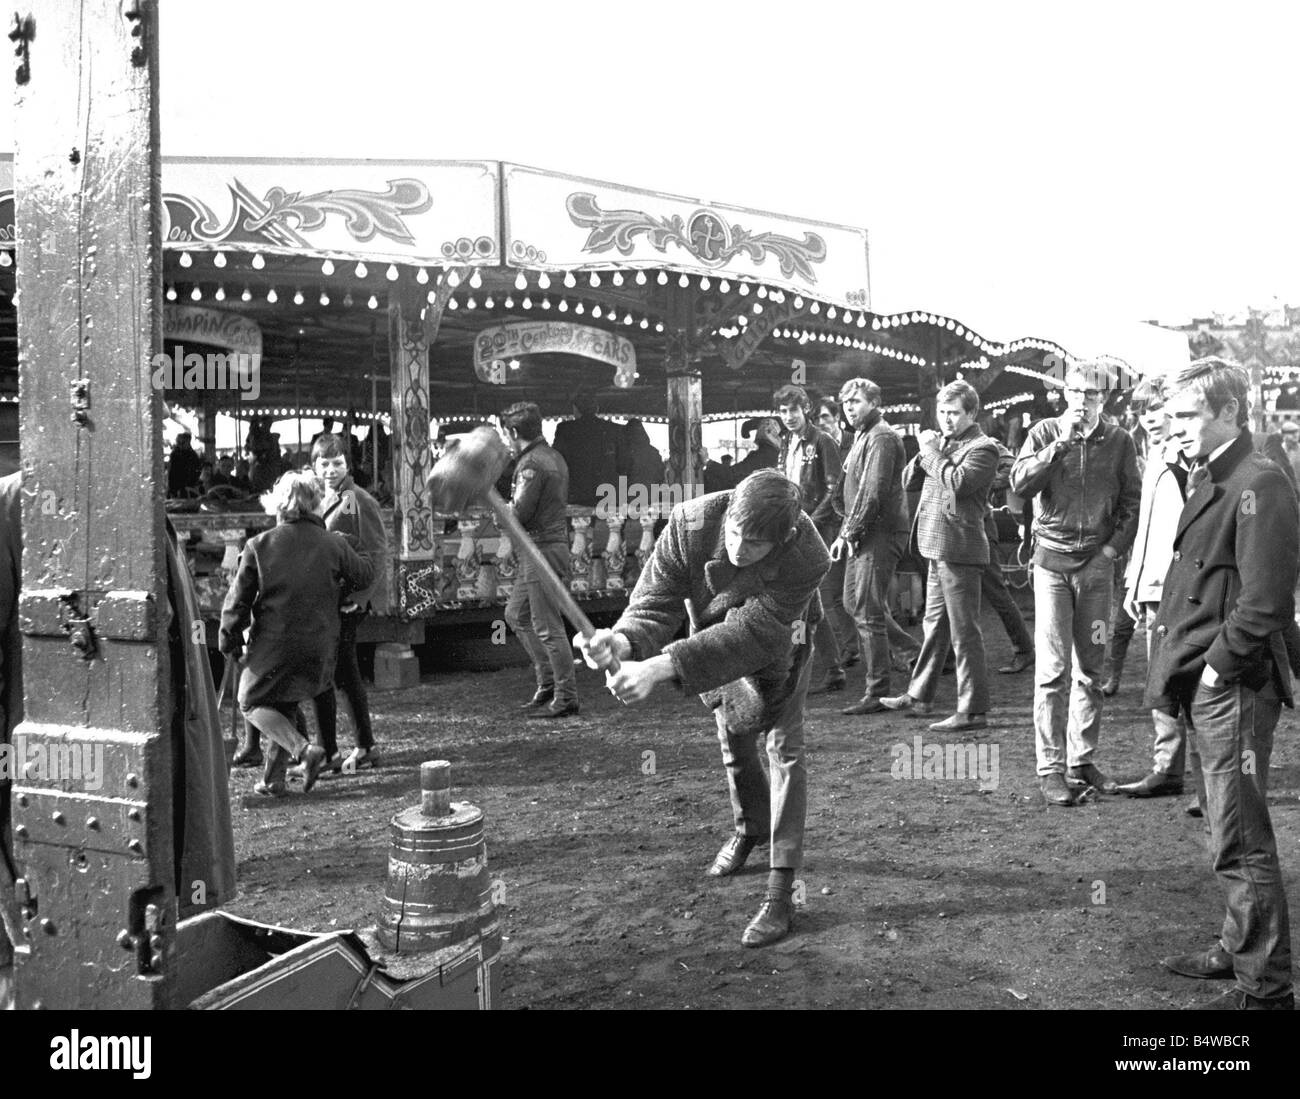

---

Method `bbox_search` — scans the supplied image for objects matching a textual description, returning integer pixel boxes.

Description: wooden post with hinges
[10,0,175,1008]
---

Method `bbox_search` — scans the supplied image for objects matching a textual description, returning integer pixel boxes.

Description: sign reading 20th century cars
[474,321,637,386]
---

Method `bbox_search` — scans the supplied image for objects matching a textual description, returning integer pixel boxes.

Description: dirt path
[222,610,1300,1009]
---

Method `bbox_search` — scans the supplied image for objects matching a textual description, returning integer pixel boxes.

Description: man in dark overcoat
[1148,358,1297,1010]
[577,469,829,947]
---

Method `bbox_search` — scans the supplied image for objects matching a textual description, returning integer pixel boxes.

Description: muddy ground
[222,595,1300,1010]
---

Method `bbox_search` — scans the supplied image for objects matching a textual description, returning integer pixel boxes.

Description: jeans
[714,638,813,870]
[844,533,909,698]
[504,541,576,704]
[980,559,1033,654]
[1032,555,1113,775]
[1182,677,1292,1000]
[908,560,989,713]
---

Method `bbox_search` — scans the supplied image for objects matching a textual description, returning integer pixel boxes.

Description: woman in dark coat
[219,471,374,795]
[620,418,665,492]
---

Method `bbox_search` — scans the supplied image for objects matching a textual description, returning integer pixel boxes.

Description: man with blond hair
[882,380,999,730]
[1149,357,1296,1010]
[1011,361,1140,805]
[829,377,916,713]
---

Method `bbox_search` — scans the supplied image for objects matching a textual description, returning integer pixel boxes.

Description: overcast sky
[4,0,1298,338]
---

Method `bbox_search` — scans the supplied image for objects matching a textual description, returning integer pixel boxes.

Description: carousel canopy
[0,156,1189,421]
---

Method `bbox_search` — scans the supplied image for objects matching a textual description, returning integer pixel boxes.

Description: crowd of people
[568,357,1298,1011]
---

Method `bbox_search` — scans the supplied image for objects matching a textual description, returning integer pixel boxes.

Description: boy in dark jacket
[577,470,829,948]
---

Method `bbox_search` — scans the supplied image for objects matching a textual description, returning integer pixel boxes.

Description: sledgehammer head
[427,426,511,512]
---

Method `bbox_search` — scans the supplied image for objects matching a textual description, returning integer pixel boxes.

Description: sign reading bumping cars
[474,321,637,387]
[165,305,263,360]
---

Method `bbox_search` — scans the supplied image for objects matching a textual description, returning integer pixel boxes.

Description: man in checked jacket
[828,377,917,713]
[882,380,1000,731]
[577,469,830,948]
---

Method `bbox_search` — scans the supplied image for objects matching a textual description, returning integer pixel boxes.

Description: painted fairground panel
[500,163,871,309]
[159,157,501,267]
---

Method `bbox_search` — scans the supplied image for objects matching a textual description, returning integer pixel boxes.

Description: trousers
[504,542,577,703]
[714,640,814,870]
[1033,554,1113,775]
[908,560,989,713]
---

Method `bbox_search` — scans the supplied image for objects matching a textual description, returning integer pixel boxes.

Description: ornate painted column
[663,284,703,498]
[388,279,453,620]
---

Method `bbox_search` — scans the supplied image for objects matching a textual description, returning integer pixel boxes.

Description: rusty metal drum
[378,760,495,954]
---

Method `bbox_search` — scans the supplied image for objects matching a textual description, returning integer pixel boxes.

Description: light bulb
[827,306,837,319]
[810,302,820,315]
[612,272,624,287]
[355,262,368,278]
[190,286,202,301]
[700,277,710,291]
[678,273,689,288]
[522,295,532,309]
[574,301,585,315]
[504,294,515,308]
[508,359,520,370]
[589,272,601,287]
[213,252,226,268]
[635,271,647,285]
[386,264,399,281]
[241,287,252,302]
[623,313,633,325]
[558,299,568,312]
[179,251,193,268]
[592,304,602,318]
[794,295,804,309]
[719,279,730,293]
[367,294,378,309]
[448,297,459,311]
[166,285,177,301]
[564,271,577,288]
[447,269,461,288]
[319,290,330,306]
[485,295,495,309]
[657,271,668,286]
[215,285,226,301]
[426,290,436,304]
[322,259,335,276]
[0,252,11,267]
[757,285,767,298]
[655,322,664,332]
[267,288,278,303]
[469,269,483,289]
[514,271,527,290]
[293,289,304,305]
[639,317,649,329]
[541,297,551,310]
[466,296,477,309]
[537,271,551,289]
[416,267,429,284]
[343,291,353,307]
[738,282,749,296]
[252,254,265,269]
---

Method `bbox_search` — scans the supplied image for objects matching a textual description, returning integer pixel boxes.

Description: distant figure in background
[249,433,286,494]
[1263,421,1300,493]
[720,454,734,471]
[212,454,236,487]
[730,418,782,483]
[553,393,623,506]
[311,416,338,446]
[499,402,580,720]
[167,432,203,498]
[233,458,253,493]
[1274,371,1300,411]
[620,418,665,493]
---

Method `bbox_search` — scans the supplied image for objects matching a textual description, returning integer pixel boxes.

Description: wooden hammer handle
[485,488,620,673]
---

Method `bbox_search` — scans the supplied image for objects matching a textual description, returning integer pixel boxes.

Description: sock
[767,868,795,898]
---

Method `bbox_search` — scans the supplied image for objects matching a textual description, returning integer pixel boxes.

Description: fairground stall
[0,156,1190,671]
